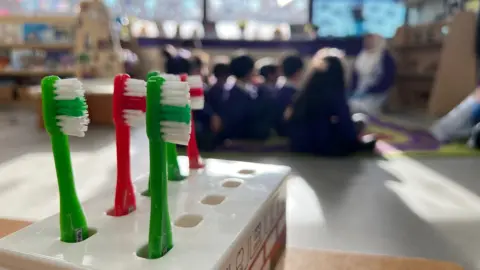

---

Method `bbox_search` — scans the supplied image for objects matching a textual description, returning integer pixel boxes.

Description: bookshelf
[0,0,124,103]
[391,11,477,116]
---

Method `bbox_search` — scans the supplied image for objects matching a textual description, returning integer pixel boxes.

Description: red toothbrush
[181,74,205,169]
[109,74,146,216]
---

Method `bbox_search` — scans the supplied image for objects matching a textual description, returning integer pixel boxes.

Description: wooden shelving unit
[0,43,74,50]
[0,0,124,104]
[0,0,124,81]
[391,11,477,116]
[0,15,76,25]
[0,69,75,77]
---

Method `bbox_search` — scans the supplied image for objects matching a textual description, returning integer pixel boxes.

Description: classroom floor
[0,108,479,269]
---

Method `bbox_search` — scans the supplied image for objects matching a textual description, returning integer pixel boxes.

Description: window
[124,0,202,21]
[131,19,160,38]
[1,0,81,14]
[466,0,479,12]
[179,21,205,39]
[162,21,178,38]
[215,21,242,40]
[103,0,124,17]
[207,0,309,23]
[245,21,291,40]
[312,0,406,38]
[214,20,290,40]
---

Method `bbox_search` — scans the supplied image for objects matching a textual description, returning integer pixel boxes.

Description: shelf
[0,43,73,50]
[393,43,443,50]
[397,73,435,79]
[0,15,76,25]
[0,69,75,77]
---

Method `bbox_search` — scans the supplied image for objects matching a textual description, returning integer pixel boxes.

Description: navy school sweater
[217,83,271,142]
[275,83,297,136]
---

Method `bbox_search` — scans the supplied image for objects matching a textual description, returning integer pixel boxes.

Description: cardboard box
[0,158,290,270]
[0,85,14,103]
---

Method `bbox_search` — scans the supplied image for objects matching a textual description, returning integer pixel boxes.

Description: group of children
[163,44,379,157]
[161,33,480,155]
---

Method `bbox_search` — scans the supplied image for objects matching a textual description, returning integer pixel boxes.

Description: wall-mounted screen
[312,0,405,38]
[207,0,309,23]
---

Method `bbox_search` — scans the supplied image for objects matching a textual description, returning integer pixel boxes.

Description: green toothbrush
[142,72,185,197]
[41,76,90,243]
[146,75,191,258]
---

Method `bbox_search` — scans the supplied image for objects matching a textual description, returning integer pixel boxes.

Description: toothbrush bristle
[161,74,181,81]
[186,75,204,110]
[160,81,190,107]
[124,79,147,97]
[54,78,89,137]
[187,75,203,88]
[54,78,85,100]
[160,121,191,145]
[159,77,191,145]
[123,78,147,127]
[190,96,204,110]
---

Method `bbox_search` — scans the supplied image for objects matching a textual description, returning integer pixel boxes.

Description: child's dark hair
[230,54,255,79]
[213,63,230,79]
[282,54,304,78]
[259,64,278,79]
[190,56,203,73]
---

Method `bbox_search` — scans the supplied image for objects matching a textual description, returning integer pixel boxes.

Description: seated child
[216,54,271,142]
[206,62,230,114]
[162,46,191,75]
[349,33,396,114]
[257,62,280,99]
[201,62,230,133]
[287,49,376,156]
[275,54,304,136]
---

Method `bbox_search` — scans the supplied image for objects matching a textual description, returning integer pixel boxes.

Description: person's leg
[468,123,480,149]
[431,95,478,142]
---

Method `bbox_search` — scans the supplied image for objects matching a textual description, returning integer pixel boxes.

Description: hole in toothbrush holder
[136,243,173,259]
[222,178,244,188]
[61,227,97,243]
[201,195,226,206]
[174,214,203,228]
[238,169,256,175]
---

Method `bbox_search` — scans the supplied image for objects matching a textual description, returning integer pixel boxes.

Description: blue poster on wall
[312,0,405,38]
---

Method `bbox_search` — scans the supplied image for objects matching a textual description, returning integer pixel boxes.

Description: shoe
[358,134,377,152]
[352,113,369,134]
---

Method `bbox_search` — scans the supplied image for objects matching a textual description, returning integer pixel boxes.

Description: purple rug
[210,117,442,154]
[365,117,441,152]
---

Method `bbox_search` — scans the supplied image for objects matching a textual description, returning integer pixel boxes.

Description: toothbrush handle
[113,124,136,216]
[187,112,204,169]
[50,134,88,243]
[148,140,173,259]
[166,143,185,181]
